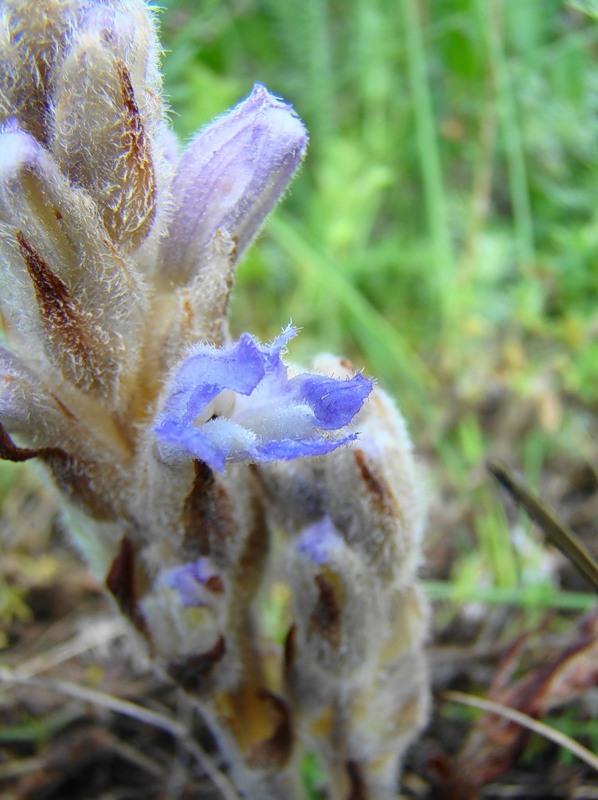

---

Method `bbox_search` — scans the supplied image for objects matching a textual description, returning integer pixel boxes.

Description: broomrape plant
[0,1,429,798]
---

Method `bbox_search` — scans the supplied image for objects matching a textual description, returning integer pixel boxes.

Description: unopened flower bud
[51,11,160,250]
[0,0,81,140]
[160,83,308,286]
[0,124,148,400]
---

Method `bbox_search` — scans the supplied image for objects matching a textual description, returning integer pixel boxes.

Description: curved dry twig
[0,666,241,800]
[443,689,598,773]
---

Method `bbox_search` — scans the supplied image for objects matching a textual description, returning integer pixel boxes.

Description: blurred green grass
[159,0,598,409]
[156,0,598,599]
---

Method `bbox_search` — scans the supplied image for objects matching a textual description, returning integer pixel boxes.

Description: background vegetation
[1,1,597,796]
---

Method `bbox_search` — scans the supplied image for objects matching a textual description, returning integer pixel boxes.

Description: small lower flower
[154,326,372,472]
[296,517,345,565]
[160,557,223,607]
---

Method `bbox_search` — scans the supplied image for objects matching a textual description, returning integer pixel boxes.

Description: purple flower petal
[160,334,266,425]
[154,327,373,472]
[256,433,358,462]
[289,372,373,430]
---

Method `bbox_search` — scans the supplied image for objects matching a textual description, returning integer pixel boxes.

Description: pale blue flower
[297,517,345,565]
[154,327,372,472]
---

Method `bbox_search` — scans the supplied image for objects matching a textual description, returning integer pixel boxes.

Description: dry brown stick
[488,459,598,595]
[444,690,598,773]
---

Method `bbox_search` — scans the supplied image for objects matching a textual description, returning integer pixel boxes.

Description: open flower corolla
[154,326,373,472]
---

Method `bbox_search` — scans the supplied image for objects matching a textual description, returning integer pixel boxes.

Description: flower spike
[0,3,429,799]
